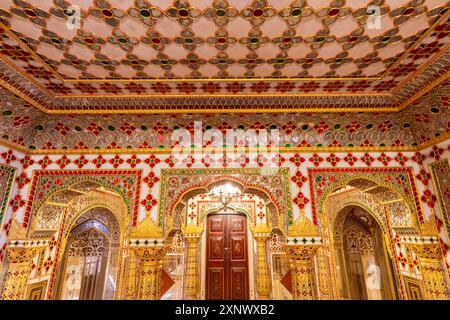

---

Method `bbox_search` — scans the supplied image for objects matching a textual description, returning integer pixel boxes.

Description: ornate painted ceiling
[0,0,448,113]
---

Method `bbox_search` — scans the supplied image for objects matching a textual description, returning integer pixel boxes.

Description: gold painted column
[184,234,201,299]
[133,246,167,300]
[254,225,272,299]
[1,247,38,300]
[124,249,137,300]
[284,244,319,300]
[410,243,449,300]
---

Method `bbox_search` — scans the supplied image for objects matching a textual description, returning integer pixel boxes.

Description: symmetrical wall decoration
[0,139,448,300]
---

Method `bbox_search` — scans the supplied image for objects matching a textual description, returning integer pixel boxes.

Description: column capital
[283,244,319,260]
[6,246,40,263]
[131,245,168,263]
[409,243,442,260]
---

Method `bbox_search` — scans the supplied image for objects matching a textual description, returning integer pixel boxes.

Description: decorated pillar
[1,246,38,300]
[184,234,201,299]
[284,214,322,300]
[132,245,168,300]
[124,248,137,300]
[409,242,449,300]
[284,244,319,300]
[254,225,272,299]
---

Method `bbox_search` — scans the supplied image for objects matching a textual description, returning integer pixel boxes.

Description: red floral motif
[326,153,340,166]
[153,122,169,135]
[74,141,89,149]
[56,155,71,169]
[144,155,161,168]
[1,150,17,164]
[15,173,30,189]
[251,153,265,167]
[344,153,357,166]
[99,83,122,94]
[429,146,444,160]
[13,116,30,126]
[394,153,408,166]
[87,122,103,136]
[92,155,106,168]
[275,81,295,93]
[152,82,171,94]
[125,83,146,94]
[416,169,431,186]
[38,156,52,169]
[216,121,232,135]
[126,155,141,168]
[54,122,70,136]
[201,82,221,94]
[289,154,305,167]
[249,121,265,134]
[314,121,330,134]
[360,153,375,166]
[120,122,137,136]
[421,189,437,208]
[377,120,393,133]
[141,194,157,211]
[164,155,177,167]
[177,82,197,94]
[19,155,35,169]
[107,141,120,149]
[43,141,56,150]
[109,155,124,168]
[250,81,270,93]
[298,81,320,92]
[10,194,25,212]
[411,152,425,165]
[272,154,285,167]
[414,113,430,123]
[237,154,249,168]
[291,171,307,188]
[143,172,160,188]
[361,140,374,147]
[377,153,392,166]
[293,192,309,209]
[74,155,88,168]
[330,140,341,147]
[281,121,296,135]
[345,121,361,134]
[309,153,324,167]
[226,82,245,94]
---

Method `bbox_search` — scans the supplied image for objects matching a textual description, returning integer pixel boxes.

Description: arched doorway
[205,210,249,300]
[334,206,398,300]
[58,207,120,300]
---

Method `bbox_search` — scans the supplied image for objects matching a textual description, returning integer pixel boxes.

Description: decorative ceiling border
[0,51,447,114]
[0,131,448,156]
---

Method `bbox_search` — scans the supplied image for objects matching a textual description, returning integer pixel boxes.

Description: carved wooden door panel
[206,213,249,300]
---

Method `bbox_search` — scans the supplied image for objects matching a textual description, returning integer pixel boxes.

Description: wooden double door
[206,213,249,300]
